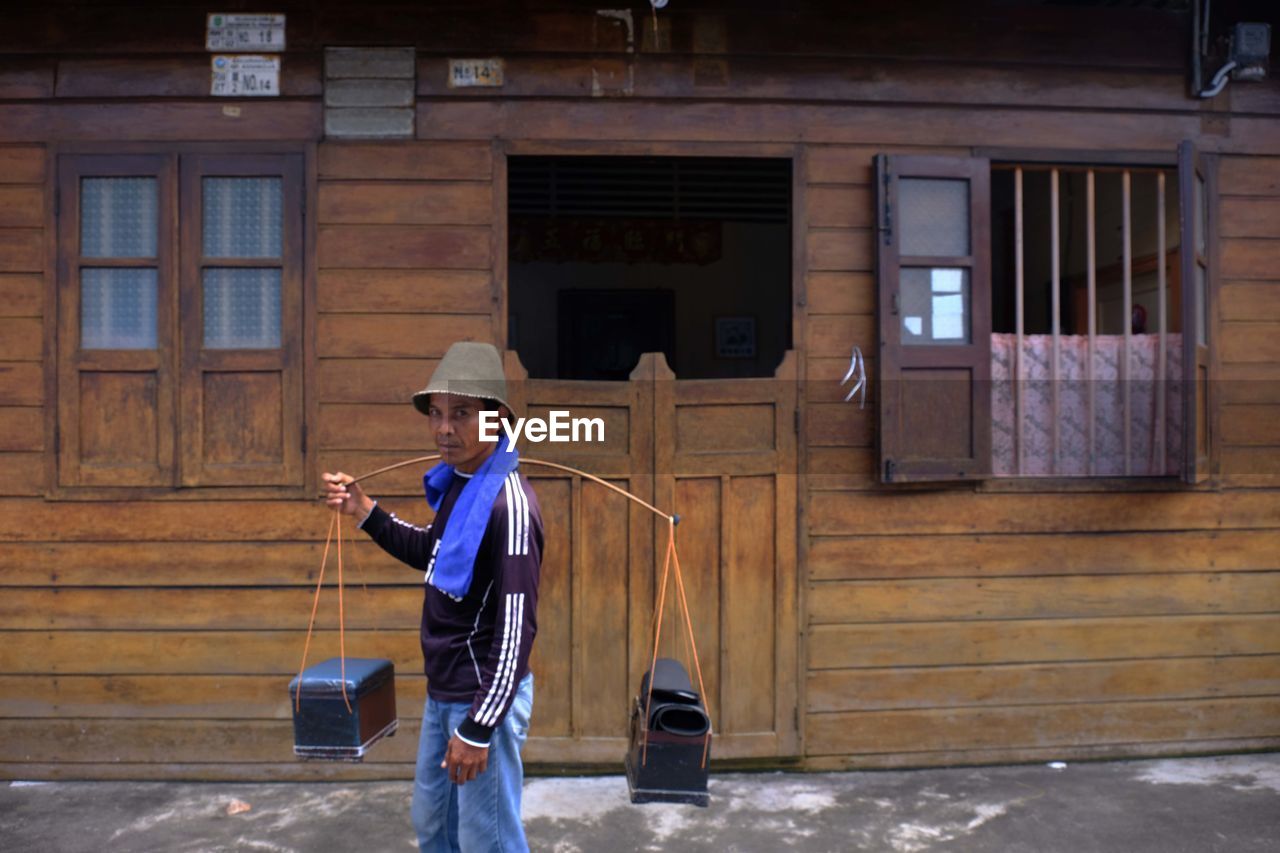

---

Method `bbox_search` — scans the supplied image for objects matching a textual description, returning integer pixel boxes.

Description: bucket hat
[412,341,511,416]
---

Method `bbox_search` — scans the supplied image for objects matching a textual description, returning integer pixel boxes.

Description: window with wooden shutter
[1179,142,1212,484]
[875,154,992,483]
[56,150,306,492]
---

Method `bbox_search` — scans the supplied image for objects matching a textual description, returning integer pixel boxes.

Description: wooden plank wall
[1,0,1278,779]
[801,148,1280,769]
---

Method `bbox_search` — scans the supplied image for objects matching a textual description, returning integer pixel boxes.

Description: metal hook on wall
[840,345,866,409]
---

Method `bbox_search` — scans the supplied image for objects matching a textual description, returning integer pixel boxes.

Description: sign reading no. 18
[206,13,286,51]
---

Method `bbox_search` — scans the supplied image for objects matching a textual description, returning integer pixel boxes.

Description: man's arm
[323,472,434,570]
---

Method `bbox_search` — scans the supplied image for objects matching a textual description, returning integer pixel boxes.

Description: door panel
[508,349,799,763]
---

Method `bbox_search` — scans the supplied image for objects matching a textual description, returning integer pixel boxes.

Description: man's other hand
[442,733,489,784]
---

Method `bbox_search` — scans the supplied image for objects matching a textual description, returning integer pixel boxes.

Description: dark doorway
[507,156,791,379]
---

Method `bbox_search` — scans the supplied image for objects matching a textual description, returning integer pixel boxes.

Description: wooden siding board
[317,315,493,358]
[805,697,1280,756]
[317,269,491,314]
[808,491,1280,537]
[0,630,424,675]
[318,142,492,181]
[0,408,43,451]
[808,615,1280,670]
[0,587,424,630]
[0,318,42,360]
[0,274,42,317]
[0,147,45,184]
[0,540,409,587]
[0,674,427,720]
[0,103,322,143]
[0,452,43,496]
[319,358,437,404]
[0,362,43,405]
[1220,323,1280,364]
[317,225,491,270]
[412,101,1280,154]
[1220,284,1280,322]
[317,182,492,226]
[0,229,43,272]
[809,530,1280,580]
[808,572,1280,624]
[807,656,1280,713]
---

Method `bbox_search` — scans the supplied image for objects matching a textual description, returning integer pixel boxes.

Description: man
[324,341,542,853]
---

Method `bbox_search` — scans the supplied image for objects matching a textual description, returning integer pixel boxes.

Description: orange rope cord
[670,535,713,767]
[641,521,676,766]
[296,512,336,713]
[336,506,351,713]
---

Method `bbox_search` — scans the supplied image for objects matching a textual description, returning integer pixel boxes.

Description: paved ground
[3,753,1279,852]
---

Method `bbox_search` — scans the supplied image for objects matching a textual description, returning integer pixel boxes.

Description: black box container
[289,657,398,761]
[624,658,711,806]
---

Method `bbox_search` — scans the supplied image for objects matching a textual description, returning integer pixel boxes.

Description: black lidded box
[289,657,398,761]
[625,657,712,806]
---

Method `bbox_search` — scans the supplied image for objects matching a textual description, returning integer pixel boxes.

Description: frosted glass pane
[901,267,970,345]
[80,177,158,258]
[203,268,281,349]
[81,268,158,349]
[900,178,969,257]
[203,177,283,258]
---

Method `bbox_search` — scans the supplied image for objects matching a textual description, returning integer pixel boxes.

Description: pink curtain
[992,334,1183,477]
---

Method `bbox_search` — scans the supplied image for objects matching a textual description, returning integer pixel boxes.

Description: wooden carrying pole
[301,454,712,766]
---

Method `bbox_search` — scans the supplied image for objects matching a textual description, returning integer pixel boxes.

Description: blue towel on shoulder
[422,434,520,598]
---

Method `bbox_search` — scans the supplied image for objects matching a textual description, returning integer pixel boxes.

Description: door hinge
[54,191,60,219]
[884,458,896,482]
[301,425,307,455]
[879,163,893,247]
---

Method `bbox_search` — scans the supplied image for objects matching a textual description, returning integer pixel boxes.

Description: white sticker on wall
[904,316,923,336]
[211,55,280,96]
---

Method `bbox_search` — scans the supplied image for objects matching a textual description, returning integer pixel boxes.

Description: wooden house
[1,0,1277,781]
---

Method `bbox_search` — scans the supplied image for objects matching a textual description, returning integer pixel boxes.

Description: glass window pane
[901,267,970,345]
[900,178,969,257]
[203,267,281,349]
[203,177,283,258]
[80,177,158,258]
[81,268,158,349]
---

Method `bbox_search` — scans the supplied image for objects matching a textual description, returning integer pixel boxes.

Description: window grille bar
[1156,171,1167,472]
[1050,169,1060,475]
[1015,167,1025,476]
[1122,171,1133,476]
[1086,170,1097,477]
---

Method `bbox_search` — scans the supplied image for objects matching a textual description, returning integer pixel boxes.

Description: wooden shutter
[178,153,305,486]
[57,155,177,487]
[1178,141,1211,484]
[876,155,992,483]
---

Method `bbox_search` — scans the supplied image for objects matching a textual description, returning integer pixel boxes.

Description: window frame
[875,145,1218,490]
[48,142,315,501]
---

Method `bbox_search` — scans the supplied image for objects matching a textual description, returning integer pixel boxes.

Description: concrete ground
[3,754,1278,852]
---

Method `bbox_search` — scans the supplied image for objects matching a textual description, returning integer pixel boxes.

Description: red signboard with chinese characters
[510,218,722,265]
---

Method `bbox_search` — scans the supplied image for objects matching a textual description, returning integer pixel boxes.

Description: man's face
[427,393,497,473]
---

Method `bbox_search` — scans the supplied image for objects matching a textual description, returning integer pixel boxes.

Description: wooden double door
[504,350,800,763]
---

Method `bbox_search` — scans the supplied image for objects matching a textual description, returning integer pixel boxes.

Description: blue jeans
[412,674,534,853]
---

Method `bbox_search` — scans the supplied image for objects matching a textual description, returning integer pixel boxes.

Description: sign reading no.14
[211,55,280,97]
